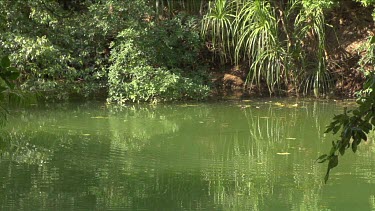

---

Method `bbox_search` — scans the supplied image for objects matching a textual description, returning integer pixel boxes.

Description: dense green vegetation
[0,0,374,102]
[201,0,333,95]
[0,0,210,102]
[107,15,209,103]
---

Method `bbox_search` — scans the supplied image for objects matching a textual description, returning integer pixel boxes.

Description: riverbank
[3,1,373,103]
[207,2,372,99]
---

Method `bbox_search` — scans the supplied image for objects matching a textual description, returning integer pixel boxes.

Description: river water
[0,99,374,210]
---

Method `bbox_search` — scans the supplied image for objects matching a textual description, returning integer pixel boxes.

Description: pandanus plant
[201,0,334,97]
[201,0,236,63]
[234,0,284,93]
[294,0,333,97]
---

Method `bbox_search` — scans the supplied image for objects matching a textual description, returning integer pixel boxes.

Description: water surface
[1,99,374,210]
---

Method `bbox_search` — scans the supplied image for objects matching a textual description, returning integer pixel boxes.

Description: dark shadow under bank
[34,90,355,106]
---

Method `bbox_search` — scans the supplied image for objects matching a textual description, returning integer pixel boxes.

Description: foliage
[0,0,150,100]
[201,0,335,96]
[0,0,212,103]
[2,0,374,103]
[144,14,204,70]
[294,0,334,96]
[317,0,375,183]
[356,0,375,6]
[107,27,209,104]
[317,36,375,183]
[153,0,207,17]
[201,0,235,63]
[234,0,282,93]
[0,55,20,126]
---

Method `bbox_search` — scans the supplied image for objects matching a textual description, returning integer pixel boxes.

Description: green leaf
[339,145,345,156]
[317,154,327,160]
[316,154,327,163]
[324,155,339,183]
[328,155,338,170]
[352,140,358,153]
[343,128,352,140]
[318,159,327,163]
[3,70,20,80]
[1,56,10,68]
[370,36,375,44]
[332,125,341,134]
[358,130,367,141]
[324,126,333,133]
[363,77,373,89]
[363,122,372,133]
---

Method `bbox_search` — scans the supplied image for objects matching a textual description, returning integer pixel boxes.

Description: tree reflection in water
[0,100,374,210]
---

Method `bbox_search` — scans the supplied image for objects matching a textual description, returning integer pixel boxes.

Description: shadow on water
[0,100,374,210]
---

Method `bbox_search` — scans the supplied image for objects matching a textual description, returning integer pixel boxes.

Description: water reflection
[0,100,374,210]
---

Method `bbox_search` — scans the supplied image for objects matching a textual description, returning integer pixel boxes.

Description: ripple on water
[1,101,374,210]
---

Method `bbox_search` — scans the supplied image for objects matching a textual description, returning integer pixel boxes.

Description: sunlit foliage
[201,0,335,96]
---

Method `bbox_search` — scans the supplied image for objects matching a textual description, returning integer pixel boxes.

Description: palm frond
[233,0,285,93]
[201,0,236,63]
[295,1,332,97]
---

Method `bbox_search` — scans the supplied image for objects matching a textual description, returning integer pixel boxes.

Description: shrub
[107,28,209,104]
[144,14,204,70]
[0,0,150,100]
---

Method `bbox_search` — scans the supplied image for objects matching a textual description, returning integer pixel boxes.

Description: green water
[1,99,375,210]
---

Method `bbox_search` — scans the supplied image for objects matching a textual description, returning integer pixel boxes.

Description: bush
[144,14,204,70]
[107,28,209,104]
[0,0,150,100]
[1,0,210,103]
